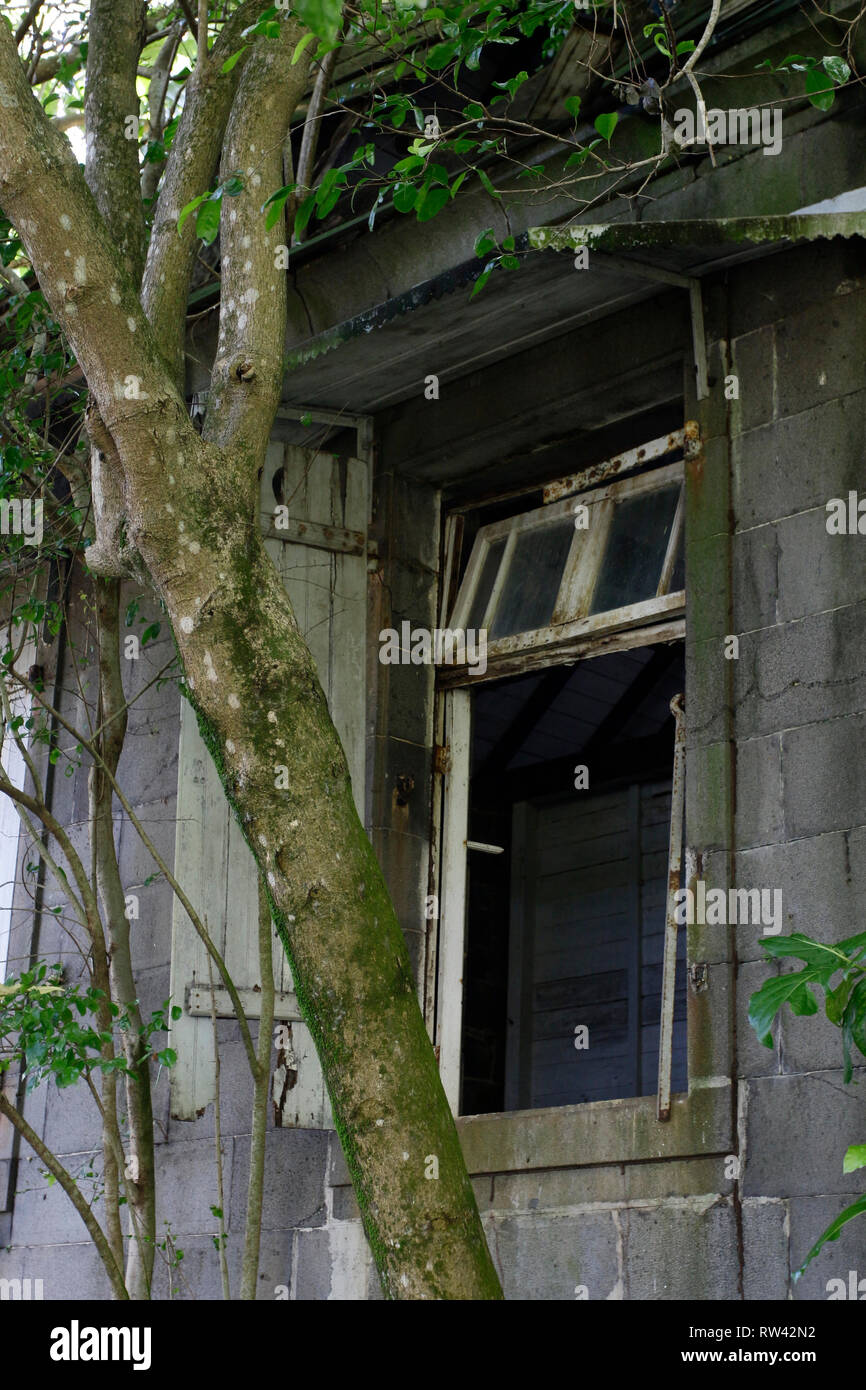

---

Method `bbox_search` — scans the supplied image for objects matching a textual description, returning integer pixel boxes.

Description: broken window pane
[490,520,575,638]
[589,484,680,616]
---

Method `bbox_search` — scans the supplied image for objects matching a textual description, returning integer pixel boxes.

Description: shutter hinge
[433,744,450,776]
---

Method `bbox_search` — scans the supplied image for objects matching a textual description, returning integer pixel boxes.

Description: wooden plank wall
[507,777,686,1110]
[168,444,369,1126]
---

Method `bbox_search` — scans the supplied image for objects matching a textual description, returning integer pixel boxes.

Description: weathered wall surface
[315,239,866,1302]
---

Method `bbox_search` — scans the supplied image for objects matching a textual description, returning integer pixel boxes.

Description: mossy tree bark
[0,8,502,1299]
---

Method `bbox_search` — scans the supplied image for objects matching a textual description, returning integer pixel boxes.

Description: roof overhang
[276,211,866,423]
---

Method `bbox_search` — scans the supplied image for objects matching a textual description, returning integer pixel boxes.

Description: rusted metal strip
[262,517,365,555]
[186,985,303,1022]
[657,692,686,1122]
[543,429,684,504]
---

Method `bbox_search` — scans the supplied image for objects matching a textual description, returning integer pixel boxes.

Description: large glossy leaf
[841,979,866,1082]
[843,1144,866,1174]
[759,932,850,981]
[748,968,820,1048]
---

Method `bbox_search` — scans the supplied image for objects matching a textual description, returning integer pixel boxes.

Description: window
[448,449,684,680]
[432,438,689,1121]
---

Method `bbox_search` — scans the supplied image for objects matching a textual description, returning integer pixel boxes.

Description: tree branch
[203,16,310,457]
[14,1,45,46]
[142,0,276,382]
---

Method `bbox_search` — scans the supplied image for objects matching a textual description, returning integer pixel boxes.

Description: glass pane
[490,520,575,639]
[589,485,680,616]
[466,537,505,629]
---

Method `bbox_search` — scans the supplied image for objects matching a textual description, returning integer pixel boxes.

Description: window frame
[447,459,685,681]
[429,435,735,1170]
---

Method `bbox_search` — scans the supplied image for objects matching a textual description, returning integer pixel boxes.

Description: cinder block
[228,1128,328,1233]
[731,327,775,433]
[621,1199,739,1299]
[725,833,860,962]
[783,713,866,839]
[741,1197,789,1299]
[733,389,866,530]
[736,603,866,738]
[155,1136,234,1236]
[741,1071,866,1198]
[292,1222,379,1299]
[775,290,866,420]
[489,1208,621,1300]
[2,1241,113,1300]
[778,508,866,622]
[732,524,778,633]
[9,1150,103,1246]
[735,734,784,850]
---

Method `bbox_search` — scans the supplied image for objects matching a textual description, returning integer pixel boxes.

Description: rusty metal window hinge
[433,744,450,776]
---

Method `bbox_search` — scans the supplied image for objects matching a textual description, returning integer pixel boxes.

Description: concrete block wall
[723,241,866,1301]
[3,237,866,1299]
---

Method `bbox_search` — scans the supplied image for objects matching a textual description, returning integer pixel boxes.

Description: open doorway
[459,643,687,1116]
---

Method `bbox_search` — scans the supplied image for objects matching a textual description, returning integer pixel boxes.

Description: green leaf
[177,193,209,234]
[263,184,296,231]
[760,933,851,983]
[794,1193,866,1280]
[822,55,850,86]
[141,623,160,646]
[427,41,458,71]
[841,979,866,1081]
[564,96,582,121]
[676,40,696,55]
[315,188,342,219]
[564,139,601,169]
[805,67,835,111]
[293,194,316,239]
[477,168,500,200]
[462,102,485,121]
[393,154,425,175]
[837,929,866,963]
[392,183,418,214]
[474,227,496,258]
[594,112,619,143]
[292,31,316,65]
[470,260,496,299]
[195,199,221,246]
[171,1006,183,1021]
[826,975,856,1026]
[416,186,449,223]
[748,968,821,1047]
[221,175,245,197]
[221,46,248,74]
[843,1144,866,1174]
[292,0,343,41]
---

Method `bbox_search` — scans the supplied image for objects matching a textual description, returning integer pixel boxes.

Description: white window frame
[433,450,688,1114]
[446,456,685,684]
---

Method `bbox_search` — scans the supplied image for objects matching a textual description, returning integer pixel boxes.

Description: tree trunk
[0,16,502,1299]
